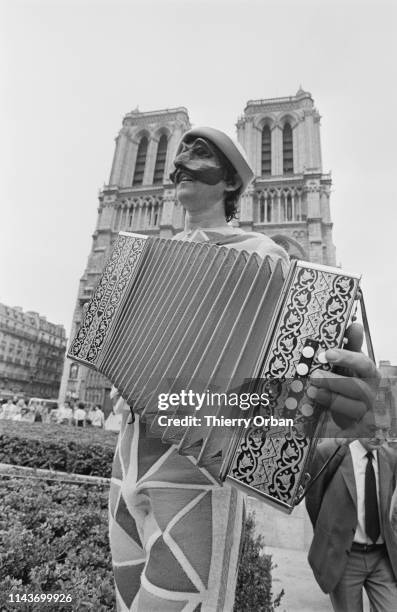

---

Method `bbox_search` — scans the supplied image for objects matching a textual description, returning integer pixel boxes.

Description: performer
[108,126,380,611]
[306,409,397,611]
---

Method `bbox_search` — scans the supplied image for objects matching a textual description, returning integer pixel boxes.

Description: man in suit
[306,409,397,612]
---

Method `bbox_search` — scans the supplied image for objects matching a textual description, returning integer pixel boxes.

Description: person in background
[73,401,86,427]
[15,399,30,422]
[87,404,105,428]
[12,399,25,421]
[48,404,60,424]
[57,400,73,425]
[29,400,38,419]
[306,409,397,611]
[1,398,17,420]
[20,403,35,422]
[12,397,23,417]
[33,402,45,422]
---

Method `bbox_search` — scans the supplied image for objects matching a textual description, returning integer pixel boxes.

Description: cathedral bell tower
[236,88,336,265]
[59,107,191,409]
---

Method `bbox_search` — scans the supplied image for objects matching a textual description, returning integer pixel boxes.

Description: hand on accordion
[307,322,380,430]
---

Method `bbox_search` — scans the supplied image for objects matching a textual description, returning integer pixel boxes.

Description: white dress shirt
[349,439,383,544]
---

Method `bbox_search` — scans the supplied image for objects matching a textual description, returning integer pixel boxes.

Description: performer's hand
[308,323,380,429]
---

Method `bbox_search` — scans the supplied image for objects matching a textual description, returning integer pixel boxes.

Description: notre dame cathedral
[59,88,336,411]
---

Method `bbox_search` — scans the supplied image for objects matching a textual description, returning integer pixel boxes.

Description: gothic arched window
[153,134,168,184]
[283,123,293,174]
[267,201,272,222]
[132,136,148,186]
[261,126,271,176]
[258,194,265,222]
[286,193,293,221]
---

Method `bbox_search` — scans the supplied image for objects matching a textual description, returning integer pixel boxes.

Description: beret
[179,126,254,192]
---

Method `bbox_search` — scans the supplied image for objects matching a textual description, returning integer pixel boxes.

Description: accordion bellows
[69,232,361,512]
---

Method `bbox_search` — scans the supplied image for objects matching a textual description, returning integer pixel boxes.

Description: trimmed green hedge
[0,422,117,477]
[0,478,113,611]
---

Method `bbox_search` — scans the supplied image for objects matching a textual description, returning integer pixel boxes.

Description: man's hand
[307,323,380,429]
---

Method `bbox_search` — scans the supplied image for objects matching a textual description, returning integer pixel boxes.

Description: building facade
[60,89,336,410]
[0,303,67,399]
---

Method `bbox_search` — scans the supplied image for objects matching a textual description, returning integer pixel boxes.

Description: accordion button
[306,385,317,400]
[297,363,309,376]
[317,351,328,364]
[302,345,315,358]
[290,379,304,393]
[301,403,314,416]
[285,397,298,410]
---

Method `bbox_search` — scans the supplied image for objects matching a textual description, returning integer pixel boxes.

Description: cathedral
[59,88,336,411]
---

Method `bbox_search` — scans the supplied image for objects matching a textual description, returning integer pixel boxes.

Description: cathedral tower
[59,107,191,409]
[237,88,335,264]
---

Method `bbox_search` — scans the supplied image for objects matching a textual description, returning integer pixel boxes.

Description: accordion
[68,231,365,512]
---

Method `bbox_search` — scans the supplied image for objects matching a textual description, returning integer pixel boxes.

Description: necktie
[365,451,380,544]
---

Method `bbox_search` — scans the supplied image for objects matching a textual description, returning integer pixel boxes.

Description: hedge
[0,478,113,611]
[235,514,284,611]
[0,422,117,477]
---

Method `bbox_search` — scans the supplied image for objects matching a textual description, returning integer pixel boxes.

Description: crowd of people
[0,397,105,428]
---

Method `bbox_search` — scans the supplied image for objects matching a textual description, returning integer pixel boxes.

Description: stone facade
[60,90,336,412]
[0,303,66,399]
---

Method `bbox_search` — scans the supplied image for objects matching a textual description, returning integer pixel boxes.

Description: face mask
[170,137,227,185]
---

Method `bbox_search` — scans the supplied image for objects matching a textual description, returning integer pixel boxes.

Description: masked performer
[108,127,379,612]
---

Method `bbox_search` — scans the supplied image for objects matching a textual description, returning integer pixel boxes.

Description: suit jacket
[305,439,397,593]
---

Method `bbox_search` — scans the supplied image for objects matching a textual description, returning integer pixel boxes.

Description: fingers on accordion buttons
[306,385,317,400]
[290,379,304,393]
[301,403,314,417]
[317,351,328,364]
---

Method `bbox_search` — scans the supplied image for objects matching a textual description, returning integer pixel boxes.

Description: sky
[0,0,396,362]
